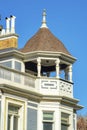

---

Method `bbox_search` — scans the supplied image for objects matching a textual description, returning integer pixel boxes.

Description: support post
[37,58,41,77]
[69,65,72,82]
[55,59,60,78]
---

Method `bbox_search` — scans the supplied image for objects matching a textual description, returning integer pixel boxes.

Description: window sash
[43,112,53,121]
[13,116,18,130]
[61,124,69,130]
[7,105,20,130]
[61,112,70,130]
[43,122,53,130]
[0,61,12,68]
[15,61,21,71]
[43,112,54,130]
[61,113,69,125]
[8,115,19,130]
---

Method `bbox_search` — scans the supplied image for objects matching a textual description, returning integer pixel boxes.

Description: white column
[37,58,41,77]
[55,59,60,78]
[6,17,10,34]
[55,109,61,130]
[10,15,16,33]
[69,65,72,82]
[73,113,77,130]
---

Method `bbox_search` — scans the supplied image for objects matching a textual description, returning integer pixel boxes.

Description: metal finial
[41,9,48,28]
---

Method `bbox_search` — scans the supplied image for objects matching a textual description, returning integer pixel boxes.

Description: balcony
[0,65,73,98]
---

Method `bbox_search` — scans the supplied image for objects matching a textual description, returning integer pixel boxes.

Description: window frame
[4,97,26,130]
[0,60,12,68]
[7,104,20,130]
[61,112,70,130]
[42,111,54,130]
[0,59,24,72]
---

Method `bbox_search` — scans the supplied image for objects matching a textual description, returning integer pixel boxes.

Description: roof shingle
[20,28,71,56]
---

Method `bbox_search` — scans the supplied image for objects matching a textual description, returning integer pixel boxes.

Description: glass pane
[13,116,18,130]
[8,104,20,130]
[61,113,69,124]
[43,122,52,130]
[15,61,21,71]
[7,115,11,130]
[0,61,12,68]
[43,112,53,120]
[61,124,68,130]
[8,105,19,114]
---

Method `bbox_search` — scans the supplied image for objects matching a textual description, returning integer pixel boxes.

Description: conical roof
[20,10,71,56]
[20,27,71,56]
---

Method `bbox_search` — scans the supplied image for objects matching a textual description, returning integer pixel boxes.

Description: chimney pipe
[5,17,10,34]
[1,29,5,35]
[10,15,16,33]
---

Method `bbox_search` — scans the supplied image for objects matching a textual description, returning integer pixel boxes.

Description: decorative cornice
[0,84,83,110]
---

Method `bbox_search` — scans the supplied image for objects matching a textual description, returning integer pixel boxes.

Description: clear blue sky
[0,0,87,115]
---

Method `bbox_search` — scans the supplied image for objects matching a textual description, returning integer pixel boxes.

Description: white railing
[36,77,73,97]
[0,66,73,97]
[59,79,73,97]
[0,65,35,89]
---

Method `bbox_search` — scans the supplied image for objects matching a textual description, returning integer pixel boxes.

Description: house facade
[0,10,83,130]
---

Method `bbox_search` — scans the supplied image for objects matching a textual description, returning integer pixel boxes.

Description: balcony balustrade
[0,65,73,97]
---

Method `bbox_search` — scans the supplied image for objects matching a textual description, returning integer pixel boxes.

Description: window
[15,61,21,71]
[61,113,70,130]
[0,61,12,80]
[7,104,21,130]
[0,61,12,68]
[43,112,54,130]
[4,98,26,130]
[14,61,21,82]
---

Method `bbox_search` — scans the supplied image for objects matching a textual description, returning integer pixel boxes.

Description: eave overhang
[41,95,83,110]
[0,48,76,65]
[0,49,24,60]
[22,51,76,64]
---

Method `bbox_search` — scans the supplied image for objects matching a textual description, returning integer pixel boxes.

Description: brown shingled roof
[20,28,71,56]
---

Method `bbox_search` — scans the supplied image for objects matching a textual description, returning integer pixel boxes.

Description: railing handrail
[59,78,73,84]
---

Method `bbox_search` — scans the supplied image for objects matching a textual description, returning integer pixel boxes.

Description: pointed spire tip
[40,9,48,28]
